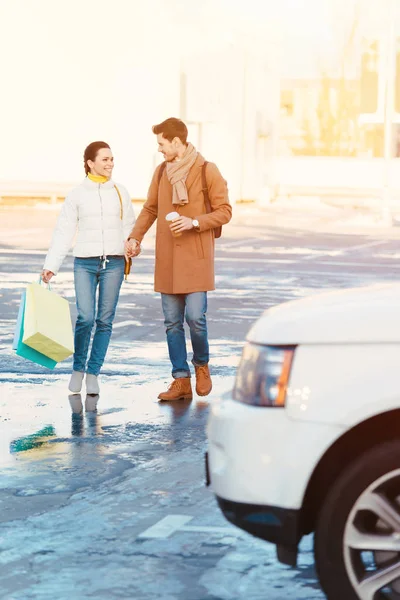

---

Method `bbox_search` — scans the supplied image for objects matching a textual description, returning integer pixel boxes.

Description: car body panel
[207,396,344,509]
[247,283,400,346]
[286,343,400,425]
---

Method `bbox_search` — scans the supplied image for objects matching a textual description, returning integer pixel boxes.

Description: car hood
[247,283,400,345]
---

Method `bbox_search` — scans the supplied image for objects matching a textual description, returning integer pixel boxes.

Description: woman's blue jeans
[73,256,124,376]
[161,292,209,379]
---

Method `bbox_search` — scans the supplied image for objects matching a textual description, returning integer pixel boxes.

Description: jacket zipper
[98,184,108,269]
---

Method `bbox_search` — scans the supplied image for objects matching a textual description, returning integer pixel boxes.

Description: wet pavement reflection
[0,377,232,505]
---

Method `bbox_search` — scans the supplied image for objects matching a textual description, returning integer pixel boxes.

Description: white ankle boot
[68,371,85,393]
[86,373,100,395]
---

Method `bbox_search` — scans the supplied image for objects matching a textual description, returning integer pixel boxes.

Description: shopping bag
[22,282,74,362]
[12,291,25,350]
[15,291,58,369]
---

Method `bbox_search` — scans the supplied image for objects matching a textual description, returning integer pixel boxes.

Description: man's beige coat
[129,154,232,294]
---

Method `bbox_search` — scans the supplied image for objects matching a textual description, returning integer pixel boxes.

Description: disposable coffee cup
[166,211,182,237]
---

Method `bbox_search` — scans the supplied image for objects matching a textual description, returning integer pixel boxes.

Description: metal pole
[382,0,396,224]
[239,52,247,202]
[180,70,187,121]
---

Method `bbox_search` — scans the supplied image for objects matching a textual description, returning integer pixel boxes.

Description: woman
[42,141,136,395]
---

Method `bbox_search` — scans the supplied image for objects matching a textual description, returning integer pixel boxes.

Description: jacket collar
[82,177,115,190]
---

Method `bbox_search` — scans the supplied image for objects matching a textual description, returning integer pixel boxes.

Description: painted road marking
[336,239,389,253]
[301,239,388,261]
[215,256,400,269]
[182,525,243,535]
[138,515,244,540]
[219,237,262,249]
[4,247,399,271]
[137,515,193,539]
[113,320,142,329]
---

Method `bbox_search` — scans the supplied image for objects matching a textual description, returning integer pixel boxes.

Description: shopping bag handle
[37,276,52,291]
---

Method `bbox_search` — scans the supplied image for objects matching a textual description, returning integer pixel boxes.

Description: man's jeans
[161,292,209,379]
[73,256,124,376]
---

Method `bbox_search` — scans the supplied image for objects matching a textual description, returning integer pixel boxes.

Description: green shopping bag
[23,281,74,362]
[15,291,58,369]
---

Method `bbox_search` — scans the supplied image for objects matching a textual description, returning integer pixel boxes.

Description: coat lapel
[186,154,205,192]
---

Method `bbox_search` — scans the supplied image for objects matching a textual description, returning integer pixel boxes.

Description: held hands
[124,239,141,259]
[169,216,194,235]
[42,270,54,283]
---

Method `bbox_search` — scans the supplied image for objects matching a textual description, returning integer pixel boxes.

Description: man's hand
[42,270,54,283]
[125,239,141,258]
[169,216,194,234]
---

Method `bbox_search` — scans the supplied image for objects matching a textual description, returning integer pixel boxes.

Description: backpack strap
[114,184,123,219]
[201,161,211,213]
[158,161,167,185]
[201,161,222,238]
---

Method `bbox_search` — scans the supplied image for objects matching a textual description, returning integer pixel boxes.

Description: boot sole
[196,388,212,397]
[158,394,193,402]
[86,388,100,395]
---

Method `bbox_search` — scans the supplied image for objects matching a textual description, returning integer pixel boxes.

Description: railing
[0,181,77,205]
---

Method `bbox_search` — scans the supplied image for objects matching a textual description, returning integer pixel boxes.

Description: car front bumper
[216,494,301,546]
[205,448,301,566]
[206,395,342,509]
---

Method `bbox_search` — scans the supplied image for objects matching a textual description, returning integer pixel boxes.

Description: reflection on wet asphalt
[0,378,220,503]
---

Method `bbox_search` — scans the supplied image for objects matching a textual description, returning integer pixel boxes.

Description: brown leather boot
[158,377,193,402]
[195,364,212,396]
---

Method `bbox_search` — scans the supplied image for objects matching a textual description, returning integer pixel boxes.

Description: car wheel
[314,440,400,600]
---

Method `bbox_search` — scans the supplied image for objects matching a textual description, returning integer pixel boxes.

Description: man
[126,118,232,401]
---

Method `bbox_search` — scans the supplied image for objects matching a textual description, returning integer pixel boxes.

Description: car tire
[314,439,400,600]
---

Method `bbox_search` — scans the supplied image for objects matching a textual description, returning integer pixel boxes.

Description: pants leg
[161,293,190,378]
[185,292,209,366]
[73,258,98,372]
[87,257,125,376]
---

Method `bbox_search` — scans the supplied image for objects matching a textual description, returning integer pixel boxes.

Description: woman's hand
[42,270,54,283]
[125,239,141,258]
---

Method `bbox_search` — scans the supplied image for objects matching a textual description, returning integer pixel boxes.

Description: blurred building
[2,0,400,205]
[179,1,400,203]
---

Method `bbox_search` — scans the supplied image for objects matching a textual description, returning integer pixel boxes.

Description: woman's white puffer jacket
[43,178,136,275]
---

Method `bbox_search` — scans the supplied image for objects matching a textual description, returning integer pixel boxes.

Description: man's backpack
[157,161,222,238]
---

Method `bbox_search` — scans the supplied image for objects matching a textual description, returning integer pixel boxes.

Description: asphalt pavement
[1,202,400,599]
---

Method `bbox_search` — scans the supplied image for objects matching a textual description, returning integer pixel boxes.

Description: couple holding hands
[42,118,232,400]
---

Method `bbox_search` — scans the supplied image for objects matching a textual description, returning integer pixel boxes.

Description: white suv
[206,283,400,600]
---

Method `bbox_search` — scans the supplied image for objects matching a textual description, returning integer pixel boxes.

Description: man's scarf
[166,143,198,206]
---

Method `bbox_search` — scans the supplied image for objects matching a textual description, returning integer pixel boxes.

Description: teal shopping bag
[12,291,25,350]
[15,291,57,369]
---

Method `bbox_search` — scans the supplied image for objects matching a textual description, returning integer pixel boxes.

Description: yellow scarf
[88,173,108,184]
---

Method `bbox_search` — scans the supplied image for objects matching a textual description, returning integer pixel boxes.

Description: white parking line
[214,256,400,270]
[137,515,193,539]
[113,320,141,329]
[301,239,388,261]
[182,525,242,535]
[137,515,243,540]
[339,239,389,253]
[0,249,47,255]
[219,238,260,249]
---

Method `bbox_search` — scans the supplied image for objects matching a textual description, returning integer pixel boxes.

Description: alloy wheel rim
[344,468,400,599]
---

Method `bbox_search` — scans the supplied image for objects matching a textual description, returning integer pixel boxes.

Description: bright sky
[0,0,396,193]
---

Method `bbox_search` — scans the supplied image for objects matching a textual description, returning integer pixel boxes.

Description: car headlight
[233,343,295,407]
